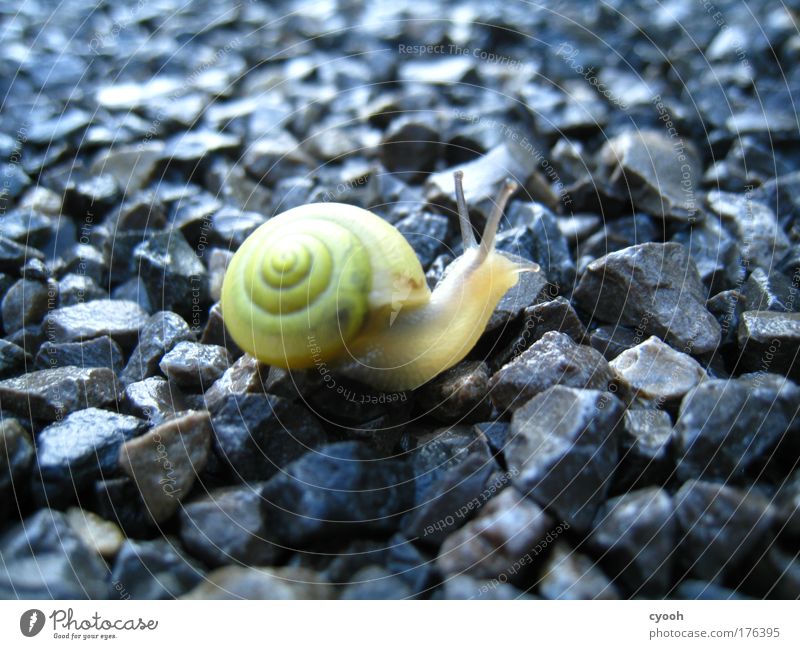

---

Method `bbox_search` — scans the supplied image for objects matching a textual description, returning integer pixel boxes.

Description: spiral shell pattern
[221,216,371,368]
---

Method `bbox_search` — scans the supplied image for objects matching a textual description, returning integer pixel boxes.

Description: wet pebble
[35,335,124,374]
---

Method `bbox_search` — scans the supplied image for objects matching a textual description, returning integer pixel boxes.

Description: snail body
[221,172,538,391]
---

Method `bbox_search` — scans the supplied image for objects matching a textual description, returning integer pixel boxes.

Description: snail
[220,171,539,391]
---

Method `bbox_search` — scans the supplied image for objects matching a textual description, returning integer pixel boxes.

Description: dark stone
[134,232,207,320]
[203,354,265,412]
[210,393,326,482]
[35,336,124,373]
[438,575,532,600]
[159,341,231,390]
[379,116,440,179]
[110,278,152,314]
[260,441,414,547]
[92,477,151,536]
[404,425,493,506]
[118,410,212,524]
[0,418,34,518]
[741,267,797,313]
[737,311,800,380]
[35,407,147,503]
[520,297,587,348]
[404,452,495,547]
[210,208,265,249]
[609,335,706,409]
[243,131,312,182]
[599,130,701,221]
[499,201,576,291]
[0,210,53,248]
[538,543,619,599]
[0,236,43,274]
[90,143,164,191]
[120,311,194,386]
[111,538,203,600]
[591,487,676,596]
[122,377,187,424]
[485,265,547,333]
[0,366,120,420]
[62,243,108,284]
[675,580,748,600]
[425,143,542,223]
[162,130,240,165]
[341,566,414,600]
[61,174,120,221]
[395,211,448,269]
[615,409,674,492]
[675,374,800,482]
[706,190,790,270]
[44,299,149,349]
[672,219,743,294]
[573,242,721,355]
[57,274,106,307]
[180,484,279,567]
[436,487,554,583]
[0,509,109,598]
[416,361,492,423]
[182,566,333,599]
[489,331,612,412]
[0,338,28,379]
[589,325,640,361]
[707,289,744,345]
[674,480,775,583]
[508,386,625,529]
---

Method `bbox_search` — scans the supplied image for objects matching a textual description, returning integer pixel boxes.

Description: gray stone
[591,487,676,596]
[35,407,147,501]
[573,242,721,355]
[379,115,440,179]
[0,366,120,420]
[416,361,492,423]
[180,484,278,567]
[741,267,797,313]
[182,566,332,599]
[1,278,54,333]
[0,338,28,379]
[35,335,124,373]
[0,236,43,273]
[210,393,326,483]
[738,311,800,380]
[538,543,619,599]
[44,299,149,349]
[436,488,554,582]
[485,264,548,332]
[203,354,266,411]
[118,410,212,523]
[508,386,625,529]
[395,211,448,269]
[675,373,800,481]
[159,341,231,389]
[616,409,674,491]
[0,509,109,598]
[599,130,701,221]
[122,377,187,424]
[675,480,775,582]
[111,538,204,599]
[0,418,33,516]
[609,335,707,408]
[120,311,194,385]
[341,566,414,600]
[489,331,612,412]
[134,232,207,320]
[57,273,106,307]
[706,190,790,271]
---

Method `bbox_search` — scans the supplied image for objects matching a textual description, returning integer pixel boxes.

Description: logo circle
[20,609,45,637]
